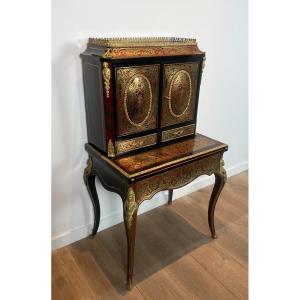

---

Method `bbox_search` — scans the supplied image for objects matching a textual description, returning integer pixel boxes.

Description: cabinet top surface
[86,134,227,179]
[84,37,204,59]
[114,133,227,174]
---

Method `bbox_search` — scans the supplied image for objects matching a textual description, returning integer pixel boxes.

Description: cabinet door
[161,62,200,128]
[115,64,159,137]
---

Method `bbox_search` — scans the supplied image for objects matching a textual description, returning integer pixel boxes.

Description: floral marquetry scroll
[115,133,157,155]
[102,46,202,59]
[161,62,200,128]
[116,65,159,137]
[169,70,192,117]
[134,152,223,205]
[124,74,152,126]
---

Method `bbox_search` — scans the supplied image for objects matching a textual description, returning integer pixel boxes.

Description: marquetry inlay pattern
[135,152,223,204]
[161,62,200,128]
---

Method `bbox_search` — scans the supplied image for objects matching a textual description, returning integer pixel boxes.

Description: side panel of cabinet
[115,64,160,137]
[161,62,200,128]
[81,59,106,152]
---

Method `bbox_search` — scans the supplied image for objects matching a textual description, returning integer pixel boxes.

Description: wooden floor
[52,171,248,300]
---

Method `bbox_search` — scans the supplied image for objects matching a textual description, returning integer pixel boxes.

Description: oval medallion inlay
[124,74,152,126]
[168,70,192,118]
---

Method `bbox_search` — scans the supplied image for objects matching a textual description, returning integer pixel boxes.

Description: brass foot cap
[127,280,132,291]
[211,233,218,239]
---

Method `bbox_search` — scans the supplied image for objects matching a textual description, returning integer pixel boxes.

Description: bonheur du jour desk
[83,133,228,290]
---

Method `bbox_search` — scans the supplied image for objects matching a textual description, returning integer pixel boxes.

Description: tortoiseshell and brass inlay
[161,62,200,128]
[122,152,226,228]
[135,152,223,204]
[116,134,157,155]
[116,65,159,137]
[168,70,192,117]
[124,74,152,126]
[114,134,225,176]
[162,124,196,142]
[85,134,228,179]
[102,47,202,59]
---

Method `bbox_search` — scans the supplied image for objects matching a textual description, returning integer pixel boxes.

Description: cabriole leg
[123,187,138,290]
[84,158,100,237]
[208,160,227,239]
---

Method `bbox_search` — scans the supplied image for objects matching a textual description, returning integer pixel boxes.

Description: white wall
[52,0,248,250]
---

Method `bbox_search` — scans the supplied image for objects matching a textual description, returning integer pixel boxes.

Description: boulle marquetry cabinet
[81,37,228,290]
[81,37,205,157]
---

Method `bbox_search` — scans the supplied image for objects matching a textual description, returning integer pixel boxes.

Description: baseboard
[52,160,248,250]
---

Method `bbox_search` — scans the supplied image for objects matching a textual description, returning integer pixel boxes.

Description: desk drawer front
[162,124,196,142]
[116,133,157,155]
[134,152,222,203]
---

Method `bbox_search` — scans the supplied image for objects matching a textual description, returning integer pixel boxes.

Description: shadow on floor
[71,204,216,294]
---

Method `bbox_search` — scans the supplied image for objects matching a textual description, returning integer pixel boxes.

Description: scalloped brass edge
[135,154,220,205]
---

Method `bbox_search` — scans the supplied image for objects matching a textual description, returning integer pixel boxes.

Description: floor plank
[137,255,238,300]
[212,215,248,267]
[190,244,248,299]
[52,248,97,300]
[69,239,144,300]
[52,171,248,299]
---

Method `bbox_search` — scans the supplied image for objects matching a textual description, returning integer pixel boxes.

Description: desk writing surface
[114,133,227,175]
